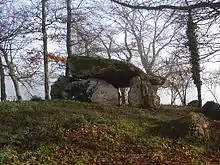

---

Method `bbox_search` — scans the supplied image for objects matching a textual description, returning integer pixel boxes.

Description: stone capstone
[128,76,160,109]
[51,76,119,105]
[67,56,165,88]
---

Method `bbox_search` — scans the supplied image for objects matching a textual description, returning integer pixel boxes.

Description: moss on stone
[67,81,93,102]
[67,56,164,87]
[156,112,209,142]
[51,76,94,101]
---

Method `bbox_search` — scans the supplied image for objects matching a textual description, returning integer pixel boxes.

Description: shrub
[30,95,43,101]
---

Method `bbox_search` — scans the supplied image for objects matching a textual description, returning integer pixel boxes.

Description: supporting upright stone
[128,76,160,109]
[51,76,119,105]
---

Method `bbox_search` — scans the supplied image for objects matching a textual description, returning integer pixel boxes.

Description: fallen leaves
[1,101,220,164]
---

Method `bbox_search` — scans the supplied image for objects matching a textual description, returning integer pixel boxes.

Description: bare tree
[41,0,49,100]
[202,70,220,103]
[166,64,192,105]
[0,1,7,100]
[110,0,220,107]
[185,6,201,107]
[66,0,73,76]
[0,0,33,100]
[106,4,180,77]
[0,56,6,101]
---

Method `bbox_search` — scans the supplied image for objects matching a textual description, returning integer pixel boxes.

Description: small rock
[160,112,210,141]
[201,101,220,120]
[187,100,199,107]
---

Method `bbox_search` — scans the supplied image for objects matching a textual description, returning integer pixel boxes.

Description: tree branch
[111,0,220,11]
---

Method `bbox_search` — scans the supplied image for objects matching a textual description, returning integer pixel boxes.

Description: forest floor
[0,100,219,165]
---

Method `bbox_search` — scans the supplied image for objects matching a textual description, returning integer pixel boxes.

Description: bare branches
[110,0,220,11]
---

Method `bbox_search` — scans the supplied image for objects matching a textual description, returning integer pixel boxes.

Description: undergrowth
[0,100,219,164]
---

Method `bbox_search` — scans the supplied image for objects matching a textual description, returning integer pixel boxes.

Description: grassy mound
[0,100,219,164]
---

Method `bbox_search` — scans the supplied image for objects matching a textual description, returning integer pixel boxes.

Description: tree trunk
[186,10,202,107]
[0,46,22,100]
[42,0,49,100]
[66,0,73,76]
[0,56,6,101]
[9,64,22,101]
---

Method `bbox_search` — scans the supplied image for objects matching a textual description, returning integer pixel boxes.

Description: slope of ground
[0,100,219,165]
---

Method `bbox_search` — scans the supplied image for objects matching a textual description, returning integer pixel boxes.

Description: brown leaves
[3,122,217,165]
[46,52,66,63]
[2,102,220,165]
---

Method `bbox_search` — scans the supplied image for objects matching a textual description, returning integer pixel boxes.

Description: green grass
[0,100,219,164]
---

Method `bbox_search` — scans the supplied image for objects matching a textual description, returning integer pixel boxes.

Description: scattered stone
[187,100,199,107]
[160,112,209,141]
[184,112,209,140]
[201,101,220,120]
